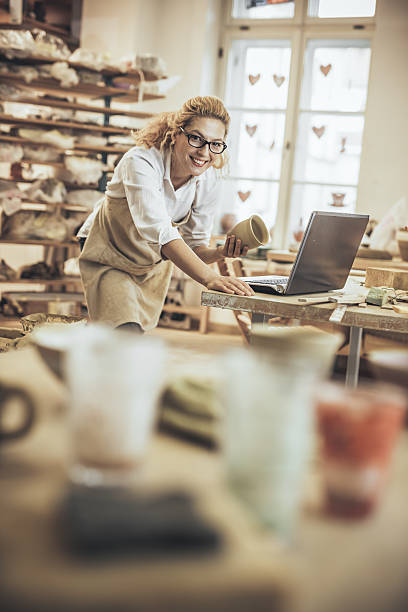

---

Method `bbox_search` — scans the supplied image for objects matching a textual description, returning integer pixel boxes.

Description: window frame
[218,0,376,247]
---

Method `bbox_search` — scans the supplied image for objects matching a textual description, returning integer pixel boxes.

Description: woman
[77,95,254,333]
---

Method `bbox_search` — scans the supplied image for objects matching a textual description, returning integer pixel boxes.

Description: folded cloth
[58,485,221,558]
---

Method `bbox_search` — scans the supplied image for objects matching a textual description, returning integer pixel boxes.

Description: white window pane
[226,40,291,110]
[232,0,294,20]
[300,41,371,112]
[228,110,286,180]
[215,178,279,235]
[308,0,376,18]
[288,183,357,241]
[293,113,364,185]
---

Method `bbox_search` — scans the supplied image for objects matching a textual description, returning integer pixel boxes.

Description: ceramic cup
[0,384,35,443]
[316,382,406,519]
[65,324,167,486]
[227,214,269,250]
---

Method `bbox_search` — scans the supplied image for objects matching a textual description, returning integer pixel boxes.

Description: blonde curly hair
[133,96,230,170]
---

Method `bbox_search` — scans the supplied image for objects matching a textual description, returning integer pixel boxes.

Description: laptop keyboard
[249,277,288,286]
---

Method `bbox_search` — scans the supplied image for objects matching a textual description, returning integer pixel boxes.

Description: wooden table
[2,386,408,611]
[2,348,408,612]
[201,279,408,387]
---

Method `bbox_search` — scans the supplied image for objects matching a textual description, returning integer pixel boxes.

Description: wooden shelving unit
[0,41,156,316]
[0,25,206,331]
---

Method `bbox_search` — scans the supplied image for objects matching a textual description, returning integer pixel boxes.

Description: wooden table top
[2,348,408,612]
[201,280,408,334]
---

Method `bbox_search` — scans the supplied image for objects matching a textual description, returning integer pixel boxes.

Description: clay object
[227,214,269,249]
[293,217,304,242]
[220,213,237,234]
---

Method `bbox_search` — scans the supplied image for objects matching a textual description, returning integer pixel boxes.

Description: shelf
[0,96,155,119]
[17,159,115,173]
[0,133,130,154]
[20,200,90,212]
[1,291,84,302]
[0,16,78,47]
[0,74,164,101]
[0,176,100,189]
[0,113,132,134]
[0,238,80,247]
[0,277,81,285]
[0,51,166,81]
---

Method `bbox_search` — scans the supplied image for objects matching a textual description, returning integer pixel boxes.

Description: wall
[80,0,222,114]
[80,0,157,63]
[357,0,408,220]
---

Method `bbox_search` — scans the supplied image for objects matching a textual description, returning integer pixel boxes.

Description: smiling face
[170,117,226,189]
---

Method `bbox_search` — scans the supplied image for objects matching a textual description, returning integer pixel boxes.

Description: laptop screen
[285,211,369,295]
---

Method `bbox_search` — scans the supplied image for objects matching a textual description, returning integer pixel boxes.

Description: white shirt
[77,146,220,249]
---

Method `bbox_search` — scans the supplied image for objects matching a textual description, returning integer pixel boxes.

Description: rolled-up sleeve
[122,154,181,246]
[181,172,220,249]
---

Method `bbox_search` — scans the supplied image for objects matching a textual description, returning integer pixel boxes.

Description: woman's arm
[161,239,254,296]
[193,235,249,264]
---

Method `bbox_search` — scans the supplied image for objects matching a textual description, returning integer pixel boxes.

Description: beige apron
[79,195,191,330]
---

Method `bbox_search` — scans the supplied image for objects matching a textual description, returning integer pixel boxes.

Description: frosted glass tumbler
[65,324,166,486]
[220,327,342,539]
[220,349,317,539]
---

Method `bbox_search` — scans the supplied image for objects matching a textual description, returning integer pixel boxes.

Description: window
[219,0,375,246]
[307,0,376,19]
[231,0,295,20]
[290,40,371,235]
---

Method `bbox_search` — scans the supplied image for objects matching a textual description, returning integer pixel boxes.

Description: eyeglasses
[180,127,227,154]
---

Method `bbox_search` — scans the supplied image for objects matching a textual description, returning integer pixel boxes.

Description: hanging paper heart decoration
[248,73,260,85]
[269,140,275,150]
[273,74,285,87]
[330,192,346,207]
[320,64,332,76]
[238,190,251,202]
[340,137,346,153]
[312,126,325,139]
[245,124,257,137]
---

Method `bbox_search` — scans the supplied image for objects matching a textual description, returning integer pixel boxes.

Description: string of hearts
[248,74,285,87]
[248,66,331,88]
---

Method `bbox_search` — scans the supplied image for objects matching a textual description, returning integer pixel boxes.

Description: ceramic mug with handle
[0,384,35,442]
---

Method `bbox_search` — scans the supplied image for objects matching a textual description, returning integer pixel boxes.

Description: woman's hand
[205,274,255,296]
[220,235,249,258]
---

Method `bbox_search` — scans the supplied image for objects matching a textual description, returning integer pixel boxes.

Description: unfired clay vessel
[227,214,269,249]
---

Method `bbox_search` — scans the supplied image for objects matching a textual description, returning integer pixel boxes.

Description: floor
[0,314,245,355]
[149,325,245,354]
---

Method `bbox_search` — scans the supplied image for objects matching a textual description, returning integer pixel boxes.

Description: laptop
[241,211,369,295]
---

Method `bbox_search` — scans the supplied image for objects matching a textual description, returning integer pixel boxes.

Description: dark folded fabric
[57,485,221,558]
